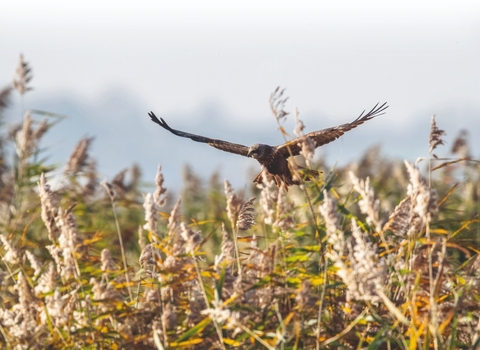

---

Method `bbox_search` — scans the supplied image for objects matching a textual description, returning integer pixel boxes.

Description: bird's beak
[247,150,252,158]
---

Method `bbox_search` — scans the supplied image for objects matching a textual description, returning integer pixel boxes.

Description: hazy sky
[1,1,480,188]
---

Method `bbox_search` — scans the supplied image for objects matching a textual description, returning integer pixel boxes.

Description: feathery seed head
[16,272,34,322]
[101,249,116,272]
[346,219,386,302]
[25,250,42,278]
[46,244,76,280]
[320,190,340,236]
[294,108,315,163]
[293,107,304,138]
[269,86,289,122]
[0,234,20,265]
[139,244,160,277]
[274,187,295,231]
[236,197,256,231]
[64,137,94,175]
[167,197,181,237]
[405,161,438,222]
[215,223,234,269]
[13,54,33,95]
[38,173,58,241]
[34,262,57,296]
[90,277,121,306]
[349,172,382,232]
[162,303,177,330]
[180,222,202,254]
[57,208,81,252]
[429,115,446,153]
[258,169,277,225]
[0,86,12,111]
[383,197,412,236]
[186,288,207,326]
[451,129,470,159]
[154,164,167,207]
[143,193,158,233]
[11,112,49,163]
[82,159,98,197]
[111,169,128,197]
[224,180,243,225]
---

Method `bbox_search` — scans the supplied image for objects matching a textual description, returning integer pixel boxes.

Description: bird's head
[247,143,269,159]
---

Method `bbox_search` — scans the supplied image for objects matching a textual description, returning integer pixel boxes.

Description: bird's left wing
[148,112,250,157]
[275,102,388,157]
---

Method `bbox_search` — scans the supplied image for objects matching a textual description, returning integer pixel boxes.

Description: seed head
[236,197,256,231]
[12,54,33,95]
[429,115,446,154]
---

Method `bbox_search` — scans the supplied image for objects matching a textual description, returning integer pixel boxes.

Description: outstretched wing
[148,112,250,157]
[275,102,388,157]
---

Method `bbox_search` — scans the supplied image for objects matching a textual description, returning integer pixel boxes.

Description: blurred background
[1,1,479,190]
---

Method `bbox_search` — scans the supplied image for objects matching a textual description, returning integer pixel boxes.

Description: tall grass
[0,55,479,349]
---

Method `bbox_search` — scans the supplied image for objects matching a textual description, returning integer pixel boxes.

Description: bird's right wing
[276,102,388,157]
[148,112,250,157]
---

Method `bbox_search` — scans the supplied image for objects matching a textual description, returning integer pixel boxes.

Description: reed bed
[0,55,479,349]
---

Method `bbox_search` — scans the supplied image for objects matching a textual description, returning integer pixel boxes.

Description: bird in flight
[148,102,388,189]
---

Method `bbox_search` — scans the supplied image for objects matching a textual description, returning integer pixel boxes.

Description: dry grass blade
[431,158,475,171]
[101,180,132,301]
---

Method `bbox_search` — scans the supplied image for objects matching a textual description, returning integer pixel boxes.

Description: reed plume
[12,54,33,95]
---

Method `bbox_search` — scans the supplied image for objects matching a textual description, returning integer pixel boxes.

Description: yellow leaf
[278,126,290,137]
[283,312,295,326]
[224,338,242,346]
[237,235,263,242]
[310,277,324,286]
[201,271,215,278]
[112,281,136,288]
[430,228,449,235]
[170,338,203,347]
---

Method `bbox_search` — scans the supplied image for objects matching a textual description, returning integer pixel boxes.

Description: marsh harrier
[148,102,388,188]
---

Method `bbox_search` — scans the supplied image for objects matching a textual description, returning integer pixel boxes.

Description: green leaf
[175,317,212,342]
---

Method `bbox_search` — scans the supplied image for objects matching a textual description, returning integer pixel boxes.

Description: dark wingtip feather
[148,111,173,131]
[354,102,389,122]
[148,111,161,124]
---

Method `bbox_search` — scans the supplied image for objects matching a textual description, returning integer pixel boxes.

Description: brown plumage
[148,102,388,189]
